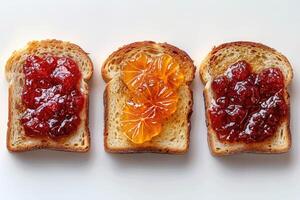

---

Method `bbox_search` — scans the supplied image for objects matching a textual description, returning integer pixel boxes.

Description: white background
[0,0,299,199]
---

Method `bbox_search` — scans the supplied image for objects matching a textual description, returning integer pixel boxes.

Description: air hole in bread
[19,78,24,86]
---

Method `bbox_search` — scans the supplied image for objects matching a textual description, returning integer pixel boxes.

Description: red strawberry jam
[20,55,84,139]
[209,60,287,143]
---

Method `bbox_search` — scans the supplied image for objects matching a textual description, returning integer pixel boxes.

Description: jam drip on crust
[209,60,287,143]
[21,55,84,139]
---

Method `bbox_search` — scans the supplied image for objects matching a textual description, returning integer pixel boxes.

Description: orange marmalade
[120,53,183,144]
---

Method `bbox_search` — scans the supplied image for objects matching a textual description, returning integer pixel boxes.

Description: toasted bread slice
[5,39,93,152]
[102,41,195,154]
[200,41,293,156]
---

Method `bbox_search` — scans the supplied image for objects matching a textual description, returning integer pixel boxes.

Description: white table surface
[0,0,299,199]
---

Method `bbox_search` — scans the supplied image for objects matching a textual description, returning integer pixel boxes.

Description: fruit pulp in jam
[120,101,162,144]
[209,60,287,143]
[21,55,84,139]
[120,53,183,144]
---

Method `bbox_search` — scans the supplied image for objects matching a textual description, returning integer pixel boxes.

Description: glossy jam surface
[120,101,162,144]
[21,55,84,139]
[133,78,178,121]
[209,60,287,143]
[122,53,184,90]
[120,53,183,144]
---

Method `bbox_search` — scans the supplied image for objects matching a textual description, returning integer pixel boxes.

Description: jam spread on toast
[120,53,183,144]
[209,60,287,143]
[21,55,84,139]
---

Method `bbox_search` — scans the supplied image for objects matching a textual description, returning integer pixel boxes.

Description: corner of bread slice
[5,39,93,152]
[104,77,192,154]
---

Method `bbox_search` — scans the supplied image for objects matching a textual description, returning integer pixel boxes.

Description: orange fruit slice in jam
[121,53,184,90]
[120,53,183,144]
[152,54,184,88]
[121,53,153,90]
[120,101,161,144]
[134,78,178,120]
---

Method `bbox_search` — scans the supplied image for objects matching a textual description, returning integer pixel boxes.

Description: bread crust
[102,41,195,154]
[200,41,293,84]
[200,41,292,156]
[6,39,93,153]
[102,41,195,83]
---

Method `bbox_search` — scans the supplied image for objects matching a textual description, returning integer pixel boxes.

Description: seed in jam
[21,55,84,139]
[209,60,287,143]
[120,101,161,144]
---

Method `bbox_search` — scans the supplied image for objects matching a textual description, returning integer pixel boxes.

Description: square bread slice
[5,39,93,152]
[102,41,195,154]
[200,41,293,156]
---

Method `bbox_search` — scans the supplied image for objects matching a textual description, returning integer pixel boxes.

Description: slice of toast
[5,39,93,152]
[102,41,195,154]
[200,41,293,156]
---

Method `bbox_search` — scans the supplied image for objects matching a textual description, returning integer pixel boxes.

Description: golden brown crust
[6,39,93,81]
[200,41,292,156]
[6,39,93,153]
[102,41,154,82]
[102,41,195,154]
[102,41,195,84]
[200,41,293,85]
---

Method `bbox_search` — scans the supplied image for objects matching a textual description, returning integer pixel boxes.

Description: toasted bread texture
[200,41,293,156]
[102,41,195,154]
[5,39,93,152]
